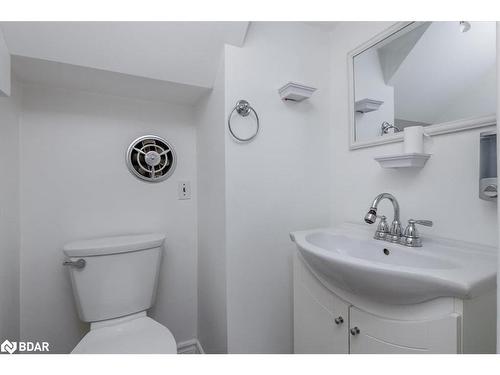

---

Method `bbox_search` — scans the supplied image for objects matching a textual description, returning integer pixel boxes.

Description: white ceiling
[0,22,249,89]
[12,55,211,105]
[303,22,339,32]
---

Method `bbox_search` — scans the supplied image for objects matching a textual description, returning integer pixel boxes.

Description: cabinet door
[294,281,349,353]
[349,307,461,354]
[293,255,349,353]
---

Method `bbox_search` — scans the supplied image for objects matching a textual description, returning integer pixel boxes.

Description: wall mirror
[348,22,497,149]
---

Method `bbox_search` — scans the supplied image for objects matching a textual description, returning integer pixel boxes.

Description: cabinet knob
[350,327,360,336]
[334,316,344,325]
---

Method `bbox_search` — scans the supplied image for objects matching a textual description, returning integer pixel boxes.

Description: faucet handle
[404,219,433,236]
[374,215,389,240]
[410,219,433,227]
[402,219,433,247]
[376,215,389,232]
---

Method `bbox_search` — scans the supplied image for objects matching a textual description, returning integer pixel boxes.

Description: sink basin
[291,223,497,304]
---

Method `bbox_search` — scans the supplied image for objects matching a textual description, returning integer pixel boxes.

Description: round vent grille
[126,135,177,182]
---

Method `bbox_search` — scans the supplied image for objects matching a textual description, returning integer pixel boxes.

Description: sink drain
[383,248,390,255]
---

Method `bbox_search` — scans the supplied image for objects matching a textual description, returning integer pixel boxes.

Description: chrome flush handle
[63,259,86,269]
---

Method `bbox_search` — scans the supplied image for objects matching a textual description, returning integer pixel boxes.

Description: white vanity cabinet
[293,253,496,354]
[349,307,460,353]
[294,262,350,353]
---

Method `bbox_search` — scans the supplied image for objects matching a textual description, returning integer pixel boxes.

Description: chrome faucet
[381,121,401,135]
[364,193,402,243]
[364,193,433,247]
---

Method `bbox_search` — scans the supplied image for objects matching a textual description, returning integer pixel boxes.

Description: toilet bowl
[71,312,176,354]
[63,233,177,354]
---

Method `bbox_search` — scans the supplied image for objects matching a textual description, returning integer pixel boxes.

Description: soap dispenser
[479,130,497,201]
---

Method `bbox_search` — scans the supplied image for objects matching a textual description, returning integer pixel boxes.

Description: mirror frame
[348,22,497,150]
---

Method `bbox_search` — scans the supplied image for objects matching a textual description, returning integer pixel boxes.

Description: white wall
[19,84,198,353]
[195,54,228,353]
[331,22,498,248]
[435,64,496,124]
[0,28,10,96]
[224,22,332,353]
[0,82,20,341]
[496,21,499,354]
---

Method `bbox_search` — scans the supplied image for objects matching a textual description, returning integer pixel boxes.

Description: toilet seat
[72,313,177,354]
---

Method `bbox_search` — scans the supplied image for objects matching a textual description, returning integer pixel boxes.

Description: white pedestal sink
[290,223,497,305]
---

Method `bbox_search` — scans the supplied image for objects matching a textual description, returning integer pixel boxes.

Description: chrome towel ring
[227,100,260,142]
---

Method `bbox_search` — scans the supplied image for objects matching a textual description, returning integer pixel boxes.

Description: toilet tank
[63,233,165,322]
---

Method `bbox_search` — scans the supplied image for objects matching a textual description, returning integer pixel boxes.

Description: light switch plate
[178,181,191,200]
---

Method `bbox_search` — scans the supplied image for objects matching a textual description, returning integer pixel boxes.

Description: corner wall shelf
[374,153,431,169]
[355,98,384,113]
[278,82,317,102]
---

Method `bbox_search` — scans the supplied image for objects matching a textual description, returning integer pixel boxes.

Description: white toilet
[63,233,177,354]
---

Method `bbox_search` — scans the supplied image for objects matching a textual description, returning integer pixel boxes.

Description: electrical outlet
[178,181,191,200]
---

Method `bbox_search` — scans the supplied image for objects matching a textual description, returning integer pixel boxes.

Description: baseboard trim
[177,338,205,354]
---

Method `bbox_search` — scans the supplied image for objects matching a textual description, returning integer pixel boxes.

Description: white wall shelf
[278,82,317,102]
[355,98,384,113]
[374,153,431,168]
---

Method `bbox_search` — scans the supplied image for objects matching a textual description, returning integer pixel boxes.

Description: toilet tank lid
[63,233,165,257]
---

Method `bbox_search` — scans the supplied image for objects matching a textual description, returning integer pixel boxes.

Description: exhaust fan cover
[126,135,177,182]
